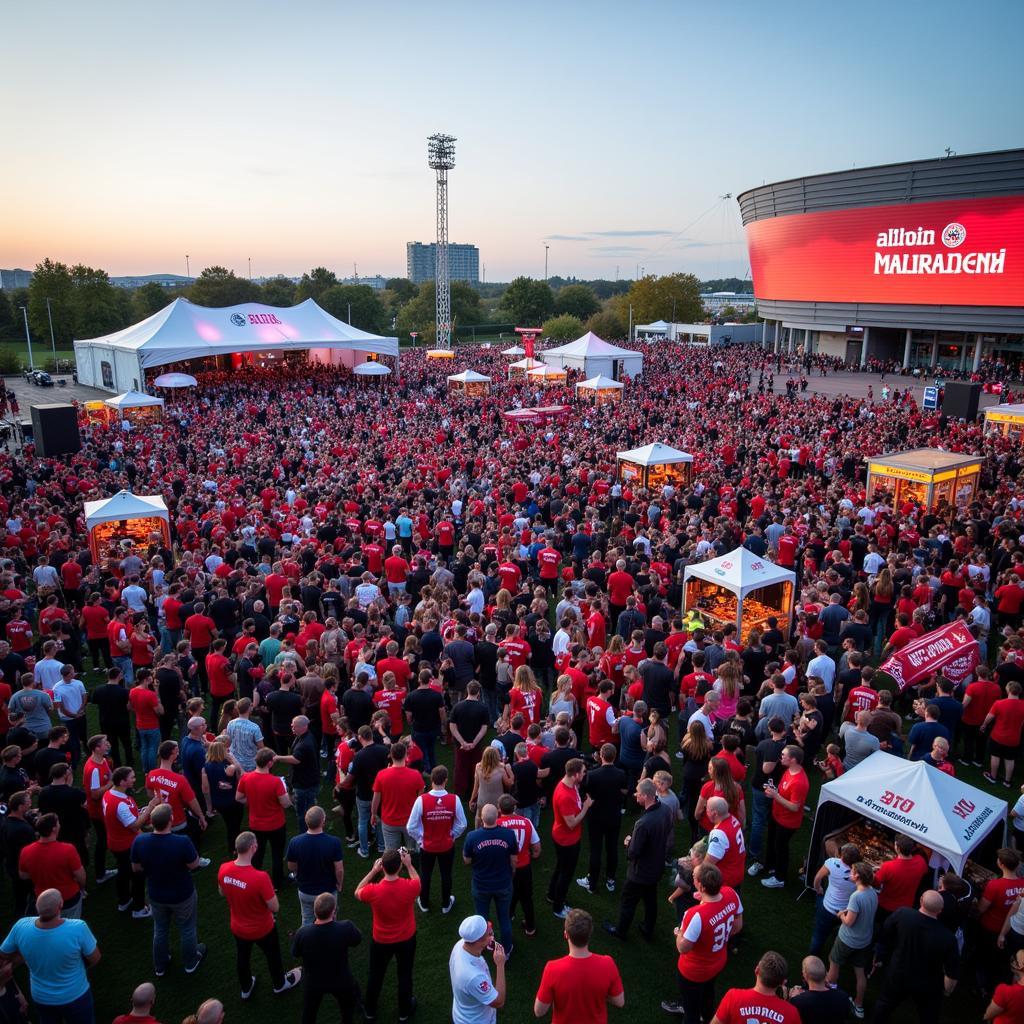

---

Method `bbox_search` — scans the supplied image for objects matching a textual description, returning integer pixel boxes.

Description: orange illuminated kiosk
[103,390,165,425]
[447,370,491,397]
[865,448,981,512]
[576,374,624,405]
[984,404,1024,438]
[526,364,568,387]
[84,490,170,562]
[617,442,693,489]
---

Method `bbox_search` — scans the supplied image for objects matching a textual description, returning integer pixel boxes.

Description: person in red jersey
[984,681,1024,786]
[711,951,800,1024]
[235,747,291,888]
[371,741,424,853]
[83,733,116,884]
[548,759,593,919]
[585,680,618,751]
[757,746,809,890]
[218,830,301,999]
[662,862,743,1020]
[110,982,161,1024]
[18,813,86,916]
[985,948,1024,1024]
[534,908,624,1024]
[406,764,468,913]
[145,739,208,855]
[103,766,161,916]
[704,797,747,890]
[961,668,1002,767]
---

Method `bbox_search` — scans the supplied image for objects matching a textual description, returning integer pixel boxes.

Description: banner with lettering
[879,620,980,692]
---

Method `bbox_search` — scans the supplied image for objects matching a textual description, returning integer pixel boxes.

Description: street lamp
[45,298,57,361]
[18,306,34,370]
[185,255,190,279]
[544,244,549,281]
[410,332,418,348]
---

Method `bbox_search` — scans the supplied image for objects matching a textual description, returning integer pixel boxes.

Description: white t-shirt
[806,654,836,692]
[53,679,88,720]
[821,856,856,912]
[449,942,497,1024]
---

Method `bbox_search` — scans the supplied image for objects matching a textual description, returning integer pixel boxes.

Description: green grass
[0,340,75,372]
[2,693,991,1024]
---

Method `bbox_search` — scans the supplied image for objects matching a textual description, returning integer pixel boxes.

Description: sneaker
[356,848,369,859]
[346,836,360,848]
[747,862,763,877]
[196,857,211,869]
[553,906,571,919]
[398,995,418,1022]
[97,869,117,884]
[241,975,257,1000]
[958,759,971,767]
[972,761,983,768]
[416,897,429,913]
[983,772,997,785]
[132,906,153,919]
[117,900,132,912]
[185,944,207,974]
[273,968,302,994]
[576,877,594,894]
[761,876,785,889]
[850,1000,864,1019]
[1004,780,1013,788]
[154,965,167,978]
[523,926,537,937]
[443,896,456,914]
[661,1000,686,1014]
[674,751,685,760]
[606,879,616,893]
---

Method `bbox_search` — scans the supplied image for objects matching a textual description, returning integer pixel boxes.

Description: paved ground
[2,372,109,412]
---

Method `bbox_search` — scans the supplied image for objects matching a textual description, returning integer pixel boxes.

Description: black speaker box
[30,403,81,457]
[942,381,981,421]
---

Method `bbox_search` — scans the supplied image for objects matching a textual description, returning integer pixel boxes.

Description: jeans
[520,803,540,829]
[160,626,182,655]
[357,797,384,856]
[293,785,319,833]
[139,728,161,772]
[419,847,454,908]
[151,890,199,972]
[235,927,284,990]
[411,728,440,772]
[298,890,328,927]
[473,884,513,952]
[809,893,839,956]
[382,823,414,852]
[749,789,771,861]
[35,990,95,1024]
[365,936,416,1018]
[113,655,134,684]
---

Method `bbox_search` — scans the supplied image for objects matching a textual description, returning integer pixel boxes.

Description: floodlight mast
[428,134,456,350]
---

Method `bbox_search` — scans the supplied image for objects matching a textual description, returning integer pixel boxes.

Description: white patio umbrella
[153,372,198,388]
[352,362,392,376]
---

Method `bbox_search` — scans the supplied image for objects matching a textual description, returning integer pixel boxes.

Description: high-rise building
[406,242,479,285]
[0,268,33,291]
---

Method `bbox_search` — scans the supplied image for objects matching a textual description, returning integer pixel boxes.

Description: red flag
[879,621,979,692]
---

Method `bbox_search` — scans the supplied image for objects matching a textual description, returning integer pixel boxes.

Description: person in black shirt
[475,627,500,725]
[0,791,35,915]
[761,617,786,660]
[639,644,675,717]
[37,762,89,860]
[402,671,446,773]
[750,718,787,865]
[276,716,320,831]
[291,892,362,1024]
[31,727,71,786]
[208,589,241,640]
[155,655,186,741]
[788,955,851,1024]
[511,743,540,822]
[342,675,375,732]
[91,669,131,766]
[0,747,31,805]
[580,744,627,895]
[346,725,389,857]
[449,684,490,799]
[266,676,304,754]
[538,728,576,802]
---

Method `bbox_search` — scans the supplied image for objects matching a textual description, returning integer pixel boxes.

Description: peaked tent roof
[637,320,670,330]
[83,490,169,527]
[448,370,492,383]
[352,362,391,376]
[74,297,399,370]
[104,390,165,409]
[616,442,692,466]
[577,375,625,390]
[526,363,568,377]
[816,751,1006,872]
[509,357,545,370]
[501,345,526,356]
[683,545,795,598]
[544,331,635,357]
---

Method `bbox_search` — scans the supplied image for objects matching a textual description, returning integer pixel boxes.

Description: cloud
[544,234,590,242]
[586,229,674,237]
[588,245,648,256]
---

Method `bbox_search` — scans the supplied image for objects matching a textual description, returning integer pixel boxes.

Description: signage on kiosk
[922,385,939,410]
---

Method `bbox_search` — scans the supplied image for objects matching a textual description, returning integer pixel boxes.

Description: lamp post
[185,255,190,279]
[19,306,34,370]
[544,244,549,281]
[248,257,252,281]
[45,298,57,363]
[410,332,418,348]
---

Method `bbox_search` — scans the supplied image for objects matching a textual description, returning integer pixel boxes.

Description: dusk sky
[4,0,1022,283]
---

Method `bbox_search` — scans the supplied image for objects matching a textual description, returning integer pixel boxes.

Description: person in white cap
[449,914,506,1024]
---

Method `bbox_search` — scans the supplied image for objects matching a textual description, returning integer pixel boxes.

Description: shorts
[989,740,1019,759]
[830,937,872,969]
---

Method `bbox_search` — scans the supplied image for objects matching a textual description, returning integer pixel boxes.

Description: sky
[3,0,1022,283]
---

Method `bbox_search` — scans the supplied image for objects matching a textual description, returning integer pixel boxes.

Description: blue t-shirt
[907,720,950,760]
[463,826,516,892]
[396,516,413,538]
[180,736,207,794]
[286,831,344,896]
[130,832,197,904]
[1,917,96,1005]
[617,716,645,767]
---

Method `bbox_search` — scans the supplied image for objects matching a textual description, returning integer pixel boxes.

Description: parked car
[31,370,53,387]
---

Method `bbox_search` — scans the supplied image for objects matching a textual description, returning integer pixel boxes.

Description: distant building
[340,275,388,291]
[700,291,757,314]
[406,242,480,285]
[110,274,193,289]
[0,268,33,291]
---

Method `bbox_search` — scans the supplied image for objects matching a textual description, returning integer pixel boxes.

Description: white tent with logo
[74,298,399,393]
[542,331,643,379]
[683,544,794,598]
[806,751,1007,877]
[103,390,165,412]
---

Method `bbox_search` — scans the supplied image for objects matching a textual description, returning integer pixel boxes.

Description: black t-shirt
[511,759,540,807]
[91,683,130,727]
[266,689,303,735]
[291,919,361,990]
[37,783,88,842]
[879,907,960,992]
[790,987,851,1024]
[156,668,183,714]
[752,737,785,788]
[540,747,576,798]
[449,699,489,745]
[341,688,374,732]
[640,661,675,715]
[0,814,35,874]
[583,764,627,824]
[350,743,390,801]
[403,687,445,732]
[32,747,70,784]
[290,732,320,789]
[474,641,499,689]
[209,597,241,632]
[761,628,785,658]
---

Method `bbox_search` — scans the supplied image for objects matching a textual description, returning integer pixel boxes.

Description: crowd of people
[1,341,1024,1024]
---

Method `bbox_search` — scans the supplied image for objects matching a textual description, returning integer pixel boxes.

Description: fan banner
[879,621,980,692]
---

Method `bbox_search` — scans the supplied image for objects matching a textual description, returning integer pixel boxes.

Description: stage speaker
[942,381,981,421]
[30,403,81,457]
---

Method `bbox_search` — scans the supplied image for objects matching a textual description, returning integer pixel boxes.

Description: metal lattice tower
[427,133,456,349]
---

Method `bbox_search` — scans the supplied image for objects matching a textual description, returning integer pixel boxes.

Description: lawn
[0,340,75,372]
[2,694,991,1024]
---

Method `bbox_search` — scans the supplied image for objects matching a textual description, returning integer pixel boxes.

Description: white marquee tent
[352,362,392,377]
[103,390,165,412]
[75,298,400,393]
[577,374,625,393]
[447,370,492,384]
[542,331,643,379]
[616,442,692,471]
[501,345,526,356]
[807,751,1006,876]
[635,319,671,339]
[83,490,169,528]
[682,544,794,599]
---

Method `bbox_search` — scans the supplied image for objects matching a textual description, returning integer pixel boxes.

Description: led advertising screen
[745,194,1024,306]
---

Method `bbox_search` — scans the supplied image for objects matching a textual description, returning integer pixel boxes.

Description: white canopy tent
[542,331,643,379]
[526,363,568,383]
[153,372,198,389]
[447,370,492,384]
[576,374,625,393]
[75,298,399,393]
[635,319,671,339]
[806,751,1007,876]
[501,345,526,356]
[683,544,794,599]
[616,442,692,471]
[352,362,392,377]
[103,390,165,412]
[83,490,171,560]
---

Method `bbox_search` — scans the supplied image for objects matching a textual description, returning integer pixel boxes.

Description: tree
[386,278,417,304]
[319,285,386,334]
[585,310,627,341]
[260,276,297,307]
[450,280,482,326]
[0,290,15,339]
[554,284,600,321]
[541,314,583,343]
[27,258,74,345]
[68,265,127,339]
[394,280,483,345]
[187,266,260,307]
[611,273,702,327]
[720,305,737,319]
[295,267,338,302]
[498,277,555,325]
[132,282,172,322]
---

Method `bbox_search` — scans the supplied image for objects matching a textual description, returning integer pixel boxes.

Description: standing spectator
[128,674,163,773]
[406,764,467,913]
[236,748,291,888]
[984,681,1024,786]
[291,891,362,1024]
[704,797,747,893]
[825,861,877,1018]
[18,814,86,919]
[577,743,627,896]
[870,891,959,1023]
[371,741,424,852]
[874,835,929,931]
[462,803,518,957]
[534,908,624,1023]
[748,717,787,869]
[37,762,89,866]
[52,665,88,770]
[274,716,319,831]
[225,698,264,772]
[130,802,205,976]
[809,843,859,957]
[548,759,593,920]
[978,847,1024,992]
[756,745,810,890]
[285,806,345,927]
[603,778,674,940]
[82,735,116,884]
[0,888,101,1024]
[91,671,131,767]
[961,669,1002,767]
[217,831,301,999]
[145,740,209,863]
[355,847,421,1024]
[450,683,491,799]
[201,740,242,853]
[496,793,541,939]
[838,712,880,771]
[8,678,54,744]
[709,952,800,1024]
[103,766,161,918]
[1,791,36,916]
[983,948,1024,1024]
[449,915,507,1024]
[787,957,851,1024]
[346,725,389,858]
[403,671,446,773]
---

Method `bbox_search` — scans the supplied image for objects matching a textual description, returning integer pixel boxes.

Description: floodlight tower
[427,133,456,350]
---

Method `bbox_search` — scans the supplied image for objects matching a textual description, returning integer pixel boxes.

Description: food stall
[865,448,982,512]
[507,356,545,378]
[616,442,693,489]
[501,405,571,432]
[447,369,491,397]
[352,362,392,387]
[576,375,625,405]
[525,363,568,387]
[682,545,796,644]
[81,400,112,426]
[805,751,1006,888]
[83,490,171,562]
[103,390,165,425]
[984,403,1024,438]
[425,348,456,360]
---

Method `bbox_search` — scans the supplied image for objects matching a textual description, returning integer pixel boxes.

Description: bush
[0,348,22,374]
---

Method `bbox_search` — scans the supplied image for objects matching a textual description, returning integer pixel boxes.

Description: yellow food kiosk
[984,404,1024,438]
[865,448,982,512]
[616,442,693,489]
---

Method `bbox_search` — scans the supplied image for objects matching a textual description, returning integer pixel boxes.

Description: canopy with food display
[576,375,625,405]
[806,751,1006,883]
[83,490,170,561]
[683,546,795,644]
[865,448,982,513]
[103,390,165,423]
[616,442,694,489]
[526,363,568,386]
[508,356,545,377]
[447,369,491,396]
[984,403,1024,437]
